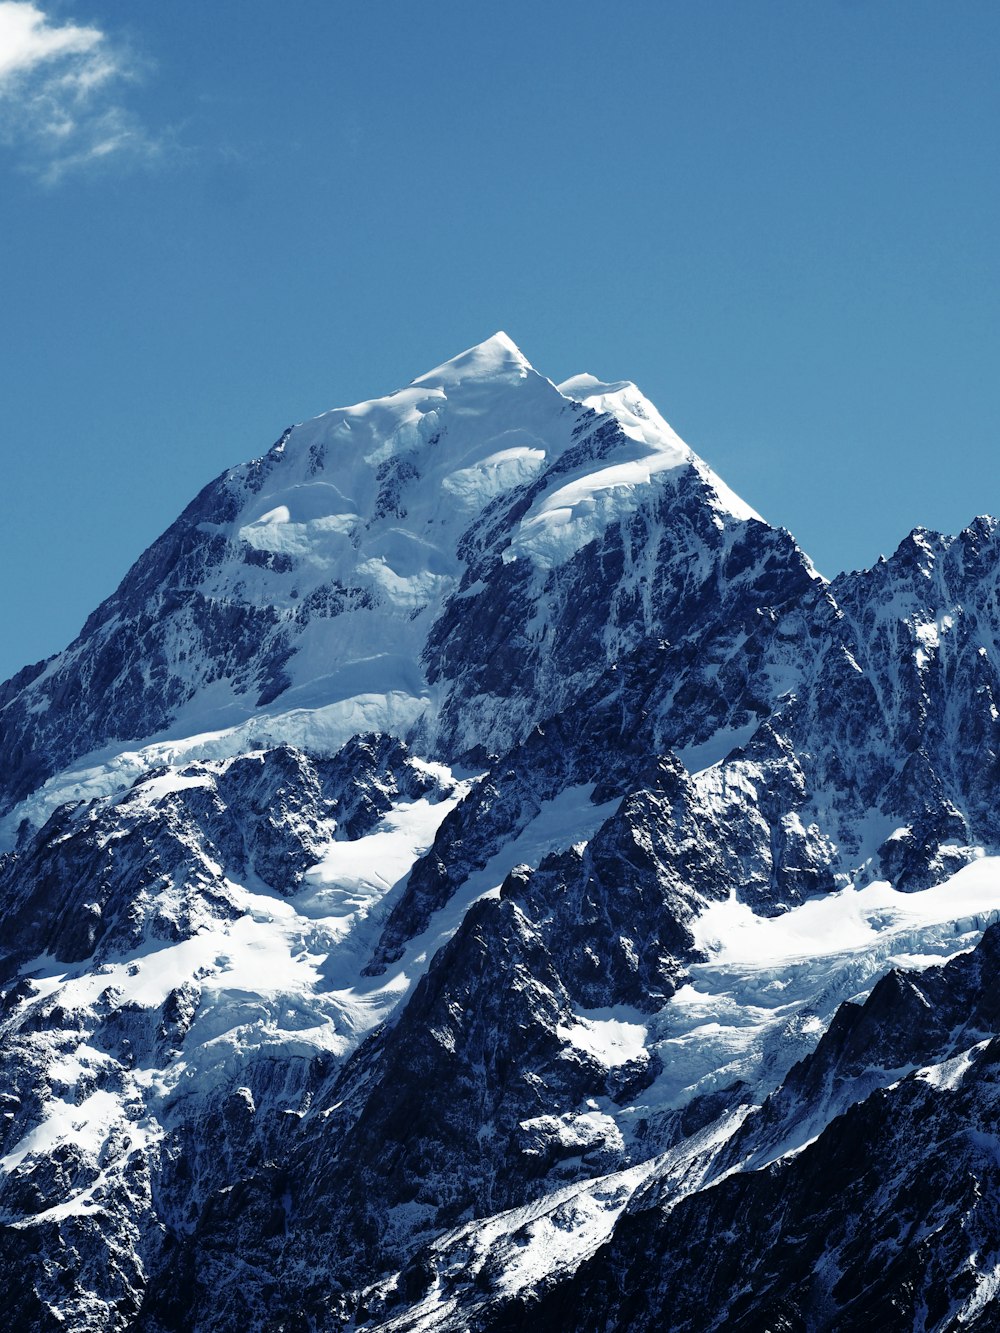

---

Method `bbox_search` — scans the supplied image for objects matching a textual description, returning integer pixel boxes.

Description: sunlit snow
[621,857,1000,1126]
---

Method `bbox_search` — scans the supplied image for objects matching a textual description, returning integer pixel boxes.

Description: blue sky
[2,1,999,681]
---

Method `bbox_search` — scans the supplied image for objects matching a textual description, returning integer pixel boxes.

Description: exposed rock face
[2,336,1000,1331]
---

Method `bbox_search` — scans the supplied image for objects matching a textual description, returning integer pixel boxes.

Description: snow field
[625,857,1000,1128]
[0,780,622,1227]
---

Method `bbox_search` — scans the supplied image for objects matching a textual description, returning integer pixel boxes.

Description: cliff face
[2,336,1000,1331]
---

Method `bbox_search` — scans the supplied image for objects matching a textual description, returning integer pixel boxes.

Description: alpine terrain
[3,332,1000,1331]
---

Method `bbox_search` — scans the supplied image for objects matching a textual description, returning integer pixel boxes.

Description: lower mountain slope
[518,924,1000,1333]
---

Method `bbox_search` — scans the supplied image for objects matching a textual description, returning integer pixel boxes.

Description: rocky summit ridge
[1,336,1000,1331]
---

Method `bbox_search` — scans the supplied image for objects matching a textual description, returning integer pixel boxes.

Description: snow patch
[557,1014,648,1068]
[0,1090,124,1175]
[615,858,1000,1128]
[917,1043,986,1091]
[691,859,1000,967]
[677,720,759,774]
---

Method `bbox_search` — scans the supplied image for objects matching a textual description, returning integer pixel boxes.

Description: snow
[0,1090,125,1175]
[917,1042,985,1091]
[618,857,1000,1127]
[691,858,1000,967]
[498,368,764,569]
[505,452,690,569]
[372,1155,663,1331]
[520,1108,625,1156]
[0,784,471,1200]
[1,691,436,846]
[9,779,622,1109]
[117,769,213,807]
[556,374,691,453]
[0,338,575,845]
[371,1106,754,1330]
[365,782,622,979]
[440,444,548,508]
[956,1256,1000,1325]
[11,765,998,1261]
[411,330,531,388]
[557,1013,648,1068]
[1,780,623,1211]
[677,720,760,774]
[913,612,955,667]
[692,458,763,526]
[558,372,763,526]
[6,332,1000,1320]
[298,795,461,924]
[238,491,360,557]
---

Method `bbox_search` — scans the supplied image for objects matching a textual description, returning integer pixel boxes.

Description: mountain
[1,335,1000,1330]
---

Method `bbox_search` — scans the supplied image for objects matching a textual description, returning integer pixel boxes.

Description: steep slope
[1,336,999,1331]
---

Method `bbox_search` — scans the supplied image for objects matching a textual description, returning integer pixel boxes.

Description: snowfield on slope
[629,855,1000,1123]
[0,780,622,1227]
[4,334,1000,1330]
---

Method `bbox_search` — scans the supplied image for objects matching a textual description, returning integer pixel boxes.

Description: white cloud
[0,2,159,181]
[0,2,101,78]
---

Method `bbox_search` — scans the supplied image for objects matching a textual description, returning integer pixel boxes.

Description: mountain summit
[1,340,1000,1331]
[0,334,791,833]
[410,329,532,385]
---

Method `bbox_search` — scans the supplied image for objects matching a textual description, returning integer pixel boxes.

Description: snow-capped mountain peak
[0,336,784,832]
[410,329,533,389]
[557,369,763,527]
[557,371,689,452]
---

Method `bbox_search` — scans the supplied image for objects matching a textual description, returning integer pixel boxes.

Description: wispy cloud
[0,1,160,182]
